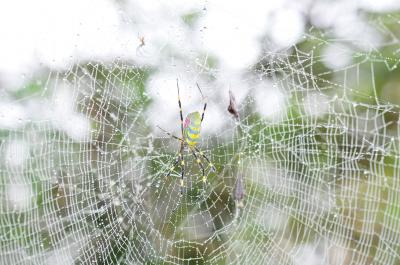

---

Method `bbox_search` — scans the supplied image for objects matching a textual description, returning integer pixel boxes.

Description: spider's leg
[193,146,216,172]
[157,125,187,194]
[180,147,185,194]
[196,83,207,123]
[177,79,184,136]
[157,126,184,143]
[166,155,180,178]
[190,148,206,184]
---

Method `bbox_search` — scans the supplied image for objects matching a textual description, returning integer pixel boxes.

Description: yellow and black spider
[158,79,216,193]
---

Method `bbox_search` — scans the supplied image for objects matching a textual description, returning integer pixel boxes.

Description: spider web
[1,3,400,265]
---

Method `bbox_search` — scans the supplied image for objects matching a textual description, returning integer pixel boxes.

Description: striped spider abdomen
[183,112,201,147]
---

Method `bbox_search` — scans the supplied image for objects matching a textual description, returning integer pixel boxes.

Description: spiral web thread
[1,15,400,265]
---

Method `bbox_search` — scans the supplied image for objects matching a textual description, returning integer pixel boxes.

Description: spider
[157,79,216,193]
[137,35,145,48]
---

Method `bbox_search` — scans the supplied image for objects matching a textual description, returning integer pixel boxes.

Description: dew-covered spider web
[2,2,400,265]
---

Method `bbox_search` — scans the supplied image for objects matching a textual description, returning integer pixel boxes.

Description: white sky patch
[295,244,324,265]
[303,93,330,118]
[254,82,287,123]
[310,1,357,29]
[60,114,91,142]
[48,87,91,142]
[200,1,277,70]
[52,87,75,117]
[0,102,28,129]
[0,1,38,89]
[5,140,29,169]
[322,43,353,70]
[25,99,53,122]
[310,0,388,49]
[46,251,74,265]
[359,0,400,12]
[333,13,382,51]
[0,0,135,87]
[268,8,305,48]
[35,0,127,68]
[6,183,33,212]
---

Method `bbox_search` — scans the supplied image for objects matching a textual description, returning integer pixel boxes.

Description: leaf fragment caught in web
[233,175,245,208]
[227,90,240,119]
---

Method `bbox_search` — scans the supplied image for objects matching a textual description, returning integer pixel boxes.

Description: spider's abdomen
[183,112,201,147]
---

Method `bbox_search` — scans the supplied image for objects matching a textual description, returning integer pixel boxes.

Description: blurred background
[1,0,400,264]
